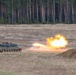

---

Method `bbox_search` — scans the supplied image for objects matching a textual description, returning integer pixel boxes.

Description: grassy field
[0,72,18,75]
[0,24,76,75]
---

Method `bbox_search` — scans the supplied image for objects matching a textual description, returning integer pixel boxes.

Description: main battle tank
[0,42,22,52]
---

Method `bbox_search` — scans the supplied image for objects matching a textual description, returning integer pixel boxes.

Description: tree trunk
[41,0,45,23]
[1,0,4,18]
[12,0,14,23]
[36,0,38,22]
[53,0,55,23]
[72,0,74,23]
[59,0,62,23]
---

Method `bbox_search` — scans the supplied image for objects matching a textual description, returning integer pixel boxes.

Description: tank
[0,42,22,52]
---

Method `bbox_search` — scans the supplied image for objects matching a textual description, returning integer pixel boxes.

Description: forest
[0,0,76,24]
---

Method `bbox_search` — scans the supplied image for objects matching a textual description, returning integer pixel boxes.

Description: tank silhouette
[0,42,22,52]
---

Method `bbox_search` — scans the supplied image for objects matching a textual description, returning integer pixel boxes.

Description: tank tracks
[0,49,22,52]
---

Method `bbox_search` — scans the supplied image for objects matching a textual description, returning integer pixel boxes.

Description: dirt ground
[0,24,76,75]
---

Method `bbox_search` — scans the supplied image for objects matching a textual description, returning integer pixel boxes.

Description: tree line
[0,0,76,24]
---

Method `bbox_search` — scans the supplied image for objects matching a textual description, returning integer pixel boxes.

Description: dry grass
[0,52,76,75]
[58,49,76,58]
[0,24,76,75]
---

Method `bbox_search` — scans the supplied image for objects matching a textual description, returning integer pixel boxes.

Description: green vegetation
[0,0,76,24]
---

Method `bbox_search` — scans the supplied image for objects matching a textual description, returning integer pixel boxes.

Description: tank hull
[0,42,22,52]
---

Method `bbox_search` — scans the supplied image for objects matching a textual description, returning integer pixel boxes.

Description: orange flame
[46,34,68,48]
[33,34,68,49]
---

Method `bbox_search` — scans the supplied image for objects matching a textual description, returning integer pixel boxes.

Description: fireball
[46,34,68,48]
[33,34,68,49]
